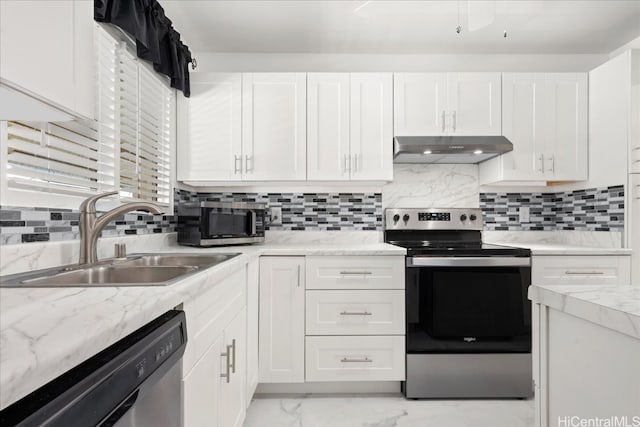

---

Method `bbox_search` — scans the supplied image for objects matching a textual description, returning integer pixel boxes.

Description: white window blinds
[2,120,115,197]
[118,48,173,205]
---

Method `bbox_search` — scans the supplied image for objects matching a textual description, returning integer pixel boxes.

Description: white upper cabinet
[307,73,393,181]
[480,73,587,185]
[307,73,351,180]
[447,73,502,136]
[242,73,307,181]
[394,72,501,136]
[0,0,94,119]
[394,73,448,136]
[350,73,393,181]
[177,73,243,182]
[544,73,588,181]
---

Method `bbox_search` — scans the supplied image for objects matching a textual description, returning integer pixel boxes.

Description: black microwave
[177,202,266,247]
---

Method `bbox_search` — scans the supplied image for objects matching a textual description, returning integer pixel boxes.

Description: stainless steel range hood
[393,136,513,164]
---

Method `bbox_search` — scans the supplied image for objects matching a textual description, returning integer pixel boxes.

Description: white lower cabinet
[305,336,405,382]
[257,255,406,386]
[181,267,248,427]
[258,256,305,383]
[532,255,631,286]
[245,259,260,405]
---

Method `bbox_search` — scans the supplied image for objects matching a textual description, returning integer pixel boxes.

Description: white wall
[193,53,607,73]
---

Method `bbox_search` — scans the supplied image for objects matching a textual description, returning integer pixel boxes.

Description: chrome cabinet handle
[565,271,604,275]
[353,153,358,173]
[452,110,456,132]
[231,338,236,374]
[441,110,446,132]
[547,155,554,173]
[538,154,544,173]
[340,271,372,275]
[340,311,372,316]
[344,154,350,173]
[297,264,301,287]
[220,345,232,383]
[340,357,372,363]
[245,155,252,173]
[234,155,242,174]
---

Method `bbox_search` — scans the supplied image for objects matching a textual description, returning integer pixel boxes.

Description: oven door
[406,256,531,354]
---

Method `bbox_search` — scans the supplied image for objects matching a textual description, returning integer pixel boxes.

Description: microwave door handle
[250,211,257,236]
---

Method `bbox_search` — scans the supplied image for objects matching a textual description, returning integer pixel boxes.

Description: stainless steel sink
[118,254,237,267]
[0,253,241,287]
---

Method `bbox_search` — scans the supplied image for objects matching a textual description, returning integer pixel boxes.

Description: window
[0,24,174,209]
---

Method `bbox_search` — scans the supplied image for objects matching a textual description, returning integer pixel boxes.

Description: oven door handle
[249,210,257,236]
[407,257,531,267]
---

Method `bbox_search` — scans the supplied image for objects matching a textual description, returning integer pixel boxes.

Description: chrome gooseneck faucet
[79,191,164,265]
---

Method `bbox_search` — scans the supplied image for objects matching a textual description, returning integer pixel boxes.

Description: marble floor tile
[244,394,534,427]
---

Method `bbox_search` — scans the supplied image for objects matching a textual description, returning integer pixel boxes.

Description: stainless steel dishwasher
[0,310,187,426]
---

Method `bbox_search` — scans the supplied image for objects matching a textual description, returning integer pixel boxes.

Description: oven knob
[460,214,467,221]
[403,214,410,223]
[393,214,400,223]
[470,214,477,221]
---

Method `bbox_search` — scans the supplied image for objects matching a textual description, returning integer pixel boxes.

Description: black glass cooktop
[387,241,530,257]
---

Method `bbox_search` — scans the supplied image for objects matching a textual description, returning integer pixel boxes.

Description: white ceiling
[160,0,640,55]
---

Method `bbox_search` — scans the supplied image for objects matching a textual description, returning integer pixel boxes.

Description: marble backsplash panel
[382,164,479,209]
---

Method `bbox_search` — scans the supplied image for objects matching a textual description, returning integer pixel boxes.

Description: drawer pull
[340,271,372,275]
[340,357,372,363]
[564,271,604,275]
[220,345,232,383]
[340,311,372,316]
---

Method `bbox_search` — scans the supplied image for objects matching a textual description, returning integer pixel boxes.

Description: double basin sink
[0,253,240,287]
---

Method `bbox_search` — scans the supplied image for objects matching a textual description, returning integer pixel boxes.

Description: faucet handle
[80,191,119,213]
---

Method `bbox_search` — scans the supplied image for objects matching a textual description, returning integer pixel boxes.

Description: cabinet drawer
[305,256,404,290]
[305,336,405,382]
[532,255,631,286]
[306,290,405,335]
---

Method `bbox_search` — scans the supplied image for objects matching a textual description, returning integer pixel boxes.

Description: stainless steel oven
[385,208,533,399]
[177,201,266,247]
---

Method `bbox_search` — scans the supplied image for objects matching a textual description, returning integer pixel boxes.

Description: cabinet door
[307,73,350,180]
[242,73,306,181]
[350,73,393,181]
[72,1,95,120]
[220,308,247,427]
[182,335,223,427]
[630,174,640,285]
[394,73,448,136]
[544,73,588,181]
[500,73,547,181]
[245,259,259,405]
[259,256,305,383]
[0,1,75,113]
[448,73,502,136]
[177,73,242,182]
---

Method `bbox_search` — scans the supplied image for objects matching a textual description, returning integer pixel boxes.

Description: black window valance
[94,0,195,97]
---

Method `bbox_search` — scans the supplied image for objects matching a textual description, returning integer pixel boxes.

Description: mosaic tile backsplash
[0,206,176,245]
[480,185,624,231]
[175,189,383,231]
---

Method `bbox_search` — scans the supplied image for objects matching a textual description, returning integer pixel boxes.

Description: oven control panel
[384,208,483,231]
[418,212,451,222]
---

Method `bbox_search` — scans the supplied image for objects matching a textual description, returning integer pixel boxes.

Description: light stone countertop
[528,284,640,340]
[0,241,405,410]
[486,241,632,256]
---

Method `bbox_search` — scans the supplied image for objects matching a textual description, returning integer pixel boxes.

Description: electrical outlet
[270,207,282,226]
[519,206,530,223]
